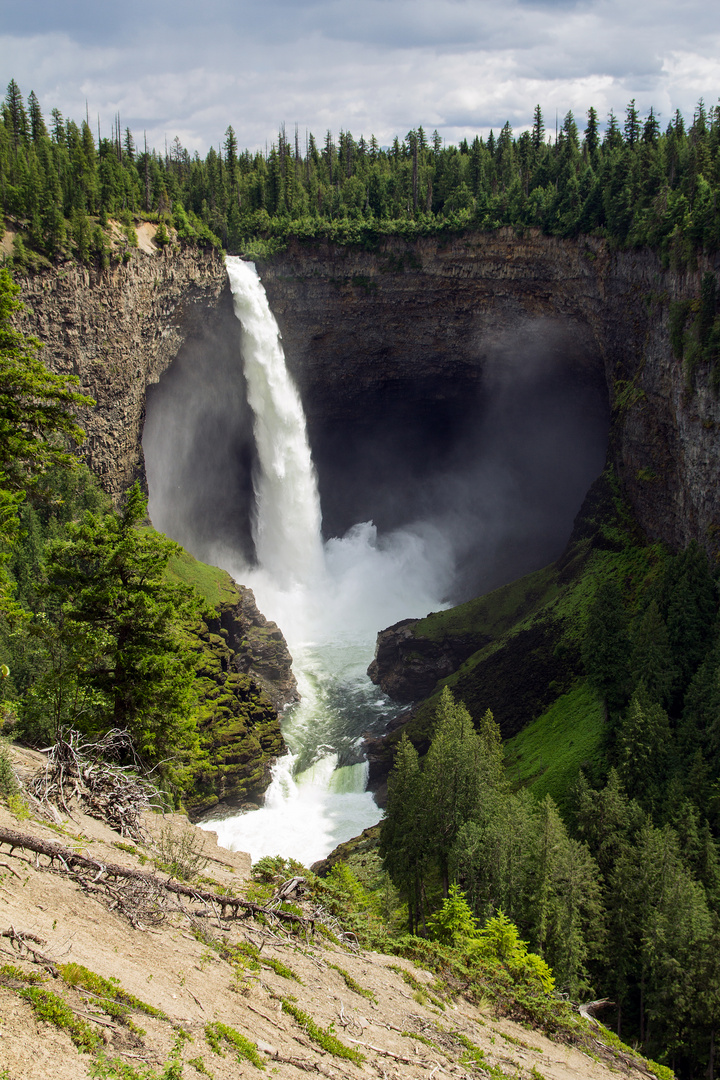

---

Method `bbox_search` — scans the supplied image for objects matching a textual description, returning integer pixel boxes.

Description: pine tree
[4,79,28,153]
[616,686,672,812]
[531,105,545,152]
[224,125,238,189]
[379,733,426,933]
[423,687,484,894]
[663,541,717,699]
[642,107,660,145]
[27,91,48,142]
[0,268,92,491]
[604,111,624,150]
[584,107,600,158]
[624,99,641,148]
[629,599,675,705]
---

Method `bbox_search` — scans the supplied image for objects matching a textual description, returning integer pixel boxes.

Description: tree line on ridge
[1,79,719,268]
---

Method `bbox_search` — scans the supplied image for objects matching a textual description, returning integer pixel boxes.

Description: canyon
[17,231,720,564]
[13,230,720,801]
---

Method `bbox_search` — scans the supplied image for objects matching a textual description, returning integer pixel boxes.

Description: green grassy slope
[374,472,670,798]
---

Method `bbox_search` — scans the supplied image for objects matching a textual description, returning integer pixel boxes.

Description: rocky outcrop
[367,617,486,703]
[187,621,284,818]
[221,585,299,712]
[185,582,297,817]
[15,245,227,501]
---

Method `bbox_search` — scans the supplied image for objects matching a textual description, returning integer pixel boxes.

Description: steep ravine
[14,235,720,805]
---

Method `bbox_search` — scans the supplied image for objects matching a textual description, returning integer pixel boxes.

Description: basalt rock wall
[15,232,720,564]
[15,245,228,500]
[259,230,720,556]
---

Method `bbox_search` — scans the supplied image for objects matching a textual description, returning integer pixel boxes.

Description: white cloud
[1,0,719,153]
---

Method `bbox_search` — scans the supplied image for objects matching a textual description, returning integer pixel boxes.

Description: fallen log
[0,826,313,930]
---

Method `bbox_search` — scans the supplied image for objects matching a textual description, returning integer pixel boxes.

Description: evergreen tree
[0,268,92,493]
[624,99,641,148]
[531,795,603,996]
[604,111,624,150]
[662,541,717,700]
[224,125,238,189]
[423,687,484,894]
[616,685,672,812]
[27,91,48,142]
[584,107,600,158]
[582,577,631,711]
[123,127,135,161]
[629,599,675,705]
[642,107,660,145]
[531,105,545,152]
[4,79,28,153]
[42,482,204,774]
[379,733,426,933]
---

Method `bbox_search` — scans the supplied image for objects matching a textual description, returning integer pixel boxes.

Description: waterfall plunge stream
[198,258,452,866]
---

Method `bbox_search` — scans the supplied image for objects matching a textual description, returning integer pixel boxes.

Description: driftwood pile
[28,730,158,839]
[3,732,359,948]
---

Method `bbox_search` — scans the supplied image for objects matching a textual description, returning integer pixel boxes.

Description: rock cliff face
[14,235,720,730]
[14,247,296,812]
[16,233,720,565]
[367,617,486,703]
[259,231,720,557]
[15,245,227,499]
[187,585,297,818]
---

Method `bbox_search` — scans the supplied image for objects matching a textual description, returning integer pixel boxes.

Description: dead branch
[578,998,614,1026]
[346,1038,415,1064]
[29,731,159,839]
[0,826,315,932]
[1,926,58,973]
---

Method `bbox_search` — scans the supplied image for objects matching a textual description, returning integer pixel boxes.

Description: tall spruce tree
[582,577,631,711]
[423,687,484,895]
[379,733,426,933]
[42,483,204,775]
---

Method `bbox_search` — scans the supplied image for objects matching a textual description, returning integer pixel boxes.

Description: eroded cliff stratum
[16,230,720,579]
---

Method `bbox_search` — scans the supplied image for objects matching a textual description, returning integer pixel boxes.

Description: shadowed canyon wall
[15,246,228,498]
[259,231,720,561]
[15,231,720,570]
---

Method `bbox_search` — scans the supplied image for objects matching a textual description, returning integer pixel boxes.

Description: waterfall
[199,257,452,867]
[225,258,323,588]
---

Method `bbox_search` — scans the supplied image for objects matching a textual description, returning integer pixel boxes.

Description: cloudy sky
[1,0,719,156]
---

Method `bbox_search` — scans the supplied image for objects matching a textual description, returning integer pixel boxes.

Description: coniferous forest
[1,79,719,268]
[3,78,720,1079]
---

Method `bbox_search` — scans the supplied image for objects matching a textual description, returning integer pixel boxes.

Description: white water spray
[225,258,323,588]
[201,257,452,866]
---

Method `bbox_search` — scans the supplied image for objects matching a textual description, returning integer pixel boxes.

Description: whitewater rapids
[199,258,451,867]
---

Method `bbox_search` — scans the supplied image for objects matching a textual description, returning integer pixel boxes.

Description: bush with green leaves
[471,911,555,994]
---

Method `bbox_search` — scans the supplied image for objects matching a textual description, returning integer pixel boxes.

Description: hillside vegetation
[368,472,720,1078]
[0,746,671,1080]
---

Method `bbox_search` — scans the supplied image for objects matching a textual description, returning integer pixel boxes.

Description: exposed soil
[1,746,654,1080]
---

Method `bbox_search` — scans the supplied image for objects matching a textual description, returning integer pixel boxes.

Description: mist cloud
[144,308,608,608]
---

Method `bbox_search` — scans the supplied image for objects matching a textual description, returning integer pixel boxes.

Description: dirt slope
[0,749,656,1080]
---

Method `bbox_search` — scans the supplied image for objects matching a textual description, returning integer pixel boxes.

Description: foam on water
[200,258,450,864]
